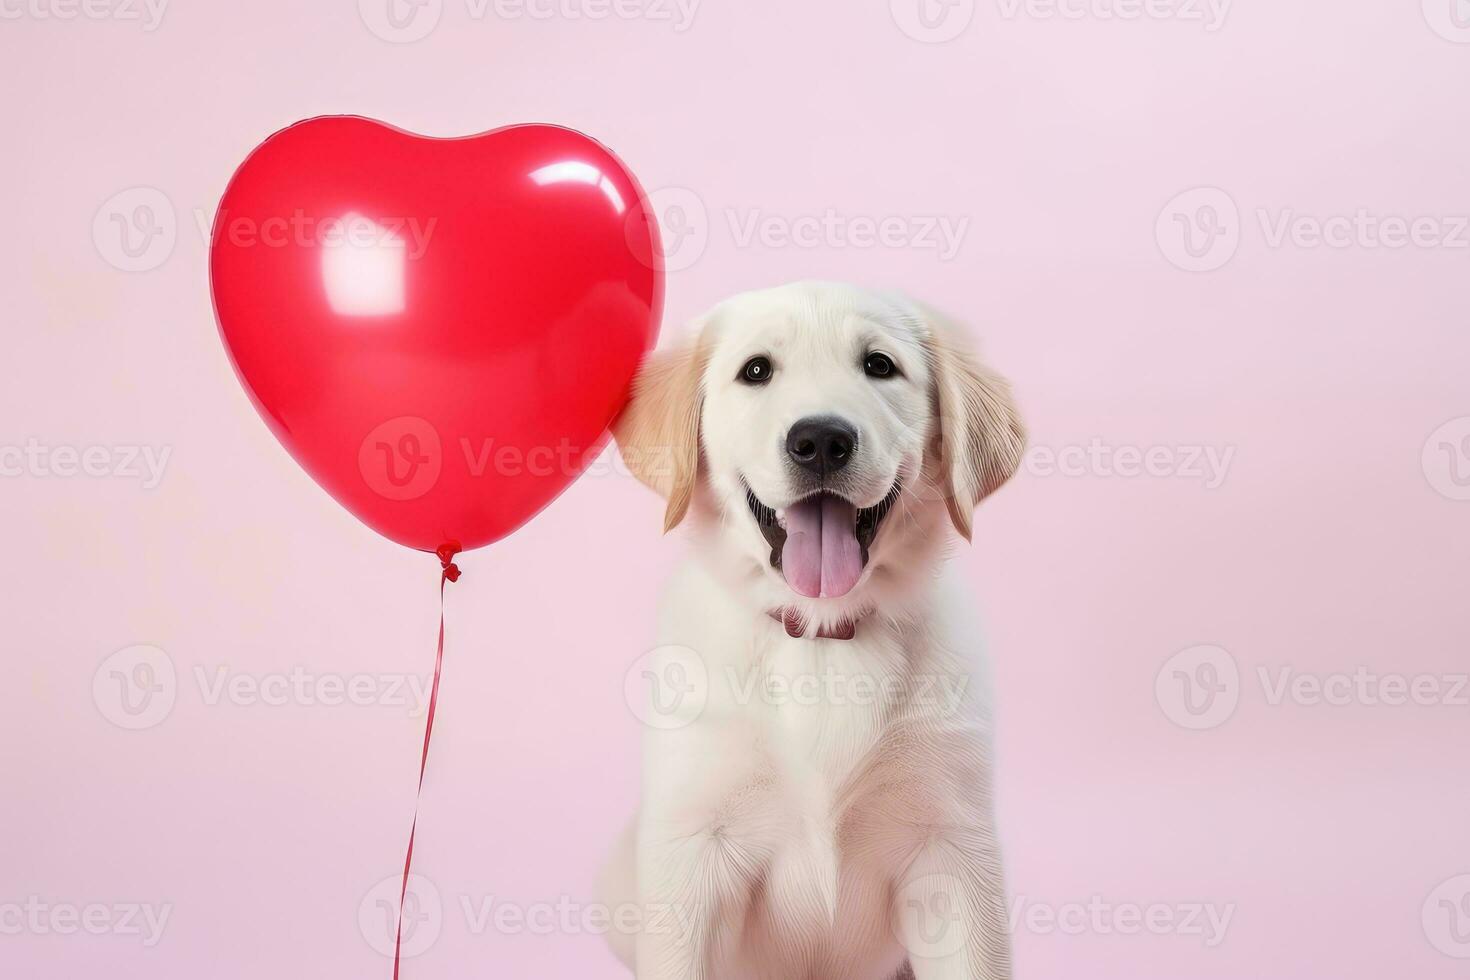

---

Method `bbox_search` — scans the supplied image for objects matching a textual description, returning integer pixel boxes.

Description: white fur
[603,282,1021,980]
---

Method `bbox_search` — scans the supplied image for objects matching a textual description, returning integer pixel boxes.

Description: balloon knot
[436,542,462,583]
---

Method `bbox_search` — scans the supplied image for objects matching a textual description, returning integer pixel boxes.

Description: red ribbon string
[393,544,461,979]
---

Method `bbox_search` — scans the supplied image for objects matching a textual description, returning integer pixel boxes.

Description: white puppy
[602,281,1025,980]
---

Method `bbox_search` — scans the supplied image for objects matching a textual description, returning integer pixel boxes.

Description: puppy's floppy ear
[922,307,1026,541]
[612,332,708,533]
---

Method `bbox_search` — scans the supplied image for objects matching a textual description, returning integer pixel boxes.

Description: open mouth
[745,482,901,599]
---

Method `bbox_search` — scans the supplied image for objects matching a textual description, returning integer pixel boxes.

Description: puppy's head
[615,282,1024,610]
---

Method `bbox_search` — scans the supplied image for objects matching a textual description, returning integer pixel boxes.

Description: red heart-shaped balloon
[210,116,663,554]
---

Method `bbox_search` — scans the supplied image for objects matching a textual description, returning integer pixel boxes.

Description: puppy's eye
[739,356,773,385]
[864,352,897,379]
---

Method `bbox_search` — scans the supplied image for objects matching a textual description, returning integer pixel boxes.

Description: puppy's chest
[720,637,925,965]
[747,637,906,813]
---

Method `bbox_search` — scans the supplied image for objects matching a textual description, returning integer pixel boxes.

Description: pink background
[3,1,1469,977]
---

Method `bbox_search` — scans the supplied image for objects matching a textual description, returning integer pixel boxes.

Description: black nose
[786,416,858,476]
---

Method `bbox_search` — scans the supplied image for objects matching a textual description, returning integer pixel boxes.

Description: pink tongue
[780,496,864,599]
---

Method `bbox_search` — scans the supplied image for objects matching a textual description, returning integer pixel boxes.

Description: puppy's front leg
[893,833,1012,980]
[635,815,760,980]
